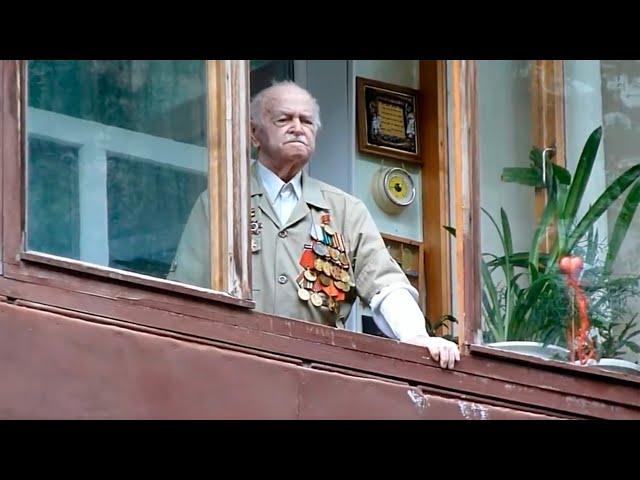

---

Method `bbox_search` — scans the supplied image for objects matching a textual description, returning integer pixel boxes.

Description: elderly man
[169,81,460,369]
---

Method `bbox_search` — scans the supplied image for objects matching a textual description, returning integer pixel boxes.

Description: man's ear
[250,121,260,148]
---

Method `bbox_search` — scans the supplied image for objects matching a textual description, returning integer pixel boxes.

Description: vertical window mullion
[206,60,251,299]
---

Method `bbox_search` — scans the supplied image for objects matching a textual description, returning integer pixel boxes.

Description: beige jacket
[169,163,411,327]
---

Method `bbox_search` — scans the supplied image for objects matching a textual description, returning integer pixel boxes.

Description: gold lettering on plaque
[378,102,406,138]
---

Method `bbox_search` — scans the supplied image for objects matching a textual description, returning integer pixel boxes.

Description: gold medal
[298,288,311,301]
[310,292,323,307]
[322,262,332,277]
[331,265,342,280]
[330,248,339,261]
[340,270,350,283]
[314,258,325,272]
[319,273,332,286]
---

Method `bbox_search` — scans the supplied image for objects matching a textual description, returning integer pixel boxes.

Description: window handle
[541,146,556,184]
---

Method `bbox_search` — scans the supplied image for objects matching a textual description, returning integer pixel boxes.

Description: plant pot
[580,358,640,376]
[486,341,570,361]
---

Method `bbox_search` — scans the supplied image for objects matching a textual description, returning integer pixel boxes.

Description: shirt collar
[255,160,302,204]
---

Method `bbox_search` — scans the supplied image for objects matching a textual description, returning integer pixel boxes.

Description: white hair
[250,80,322,130]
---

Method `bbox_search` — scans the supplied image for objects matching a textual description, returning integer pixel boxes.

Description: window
[250,60,294,96]
[1,58,465,371]
[18,60,251,301]
[457,60,640,377]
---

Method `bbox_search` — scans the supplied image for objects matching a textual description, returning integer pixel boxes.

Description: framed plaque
[356,77,421,164]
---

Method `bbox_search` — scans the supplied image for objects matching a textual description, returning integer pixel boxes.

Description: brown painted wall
[0,301,555,419]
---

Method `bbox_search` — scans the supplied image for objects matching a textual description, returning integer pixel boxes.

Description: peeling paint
[458,401,490,420]
[407,389,429,410]
[565,395,613,412]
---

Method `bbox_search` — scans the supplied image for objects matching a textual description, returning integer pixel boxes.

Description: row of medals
[296,214,354,314]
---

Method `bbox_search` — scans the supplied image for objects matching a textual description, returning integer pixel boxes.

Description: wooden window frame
[450,60,482,349]
[449,59,640,385]
[531,60,566,251]
[420,60,452,328]
[449,60,569,348]
[1,60,253,308]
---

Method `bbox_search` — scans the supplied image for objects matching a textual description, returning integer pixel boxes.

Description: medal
[331,265,342,280]
[298,288,311,301]
[250,207,263,253]
[304,269,317,282]
[325,281,339,297]
[313,242,328,257]
[299,244,315,269]
[310,292,323,307]
[298,210,353,317]
[251,236,261,253]
[328,297,338,313]
[322,261,332,277]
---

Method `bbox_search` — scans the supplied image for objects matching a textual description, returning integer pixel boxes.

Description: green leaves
[605,178,640,273]
[483,125,640,357]
[562,126,602,222]
[567,164,640,254]
[598,315,640,358]
[501,167,544,187]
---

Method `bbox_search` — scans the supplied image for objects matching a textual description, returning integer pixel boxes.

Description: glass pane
[27,138,80,258]
[250,60,294,96]
[476,60,640,376]
[26,60,210,287]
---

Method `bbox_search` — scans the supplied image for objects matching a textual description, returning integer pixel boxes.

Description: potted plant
[477,126,640,373]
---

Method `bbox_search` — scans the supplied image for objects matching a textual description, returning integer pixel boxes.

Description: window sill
[18,251,255,309]
[469,343,640,386]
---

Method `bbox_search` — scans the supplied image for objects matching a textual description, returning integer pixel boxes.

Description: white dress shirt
[255,160,428,341]
[256,161,302,225]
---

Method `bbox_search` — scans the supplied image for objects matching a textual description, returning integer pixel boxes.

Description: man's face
[252,86,317,174]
